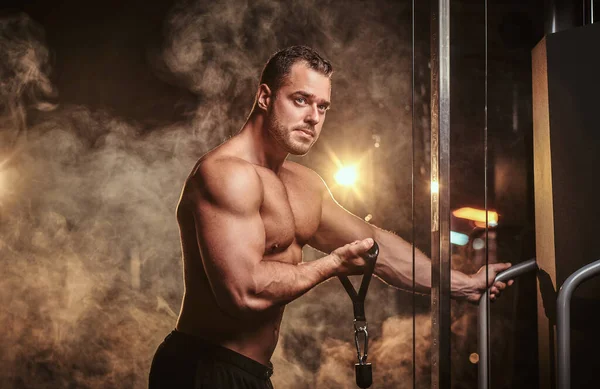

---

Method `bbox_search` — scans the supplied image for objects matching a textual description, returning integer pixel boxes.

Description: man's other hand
[466,262,515,303]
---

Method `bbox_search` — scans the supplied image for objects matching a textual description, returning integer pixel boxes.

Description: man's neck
[236,112,288,173]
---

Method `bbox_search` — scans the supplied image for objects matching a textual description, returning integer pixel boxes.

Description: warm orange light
[452,207,499,226]
[334,165,359,186]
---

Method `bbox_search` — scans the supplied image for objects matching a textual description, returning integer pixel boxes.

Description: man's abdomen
[175,282,282,365]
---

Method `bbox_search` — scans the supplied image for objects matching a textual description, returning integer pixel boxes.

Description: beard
[267,110,315,156]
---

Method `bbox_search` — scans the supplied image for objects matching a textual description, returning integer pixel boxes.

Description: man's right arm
[186,158,372,319]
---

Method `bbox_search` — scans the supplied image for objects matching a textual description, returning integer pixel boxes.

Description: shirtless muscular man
[148,46,512,389]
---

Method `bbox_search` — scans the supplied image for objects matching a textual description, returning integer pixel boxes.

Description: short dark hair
[259,46,333,93]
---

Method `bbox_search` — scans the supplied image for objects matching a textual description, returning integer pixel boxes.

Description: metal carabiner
[354,320,369,364]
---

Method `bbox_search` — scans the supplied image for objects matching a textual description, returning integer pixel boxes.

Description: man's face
[265,62,331,156]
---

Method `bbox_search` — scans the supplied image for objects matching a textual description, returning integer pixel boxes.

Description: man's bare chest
[256,169,322,255]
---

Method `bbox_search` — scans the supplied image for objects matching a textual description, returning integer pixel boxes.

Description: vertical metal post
[477,259,538,389]
[430,0,451,388]
[584,0,594,24]
[556,259,600,389]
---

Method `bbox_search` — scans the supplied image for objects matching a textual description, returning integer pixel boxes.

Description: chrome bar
[430,0,451,387]
[478,259,538,389]
[557,259,600,389]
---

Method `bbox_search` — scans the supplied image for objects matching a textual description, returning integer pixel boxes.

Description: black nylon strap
[339,242,379,321]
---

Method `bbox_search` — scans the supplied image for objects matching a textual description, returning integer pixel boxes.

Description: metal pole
[556,259,600,389]
[545,0,585,34]
[584,0,594,24]
[478,259,538,389]
[430,0,451,387]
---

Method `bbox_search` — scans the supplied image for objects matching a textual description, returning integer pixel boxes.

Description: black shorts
[148,330,274,389]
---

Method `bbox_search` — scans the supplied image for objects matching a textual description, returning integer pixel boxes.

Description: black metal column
[430,0,451,387]
[532,21,600,389]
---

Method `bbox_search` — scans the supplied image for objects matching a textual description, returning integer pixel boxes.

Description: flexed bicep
[187,158,266,317]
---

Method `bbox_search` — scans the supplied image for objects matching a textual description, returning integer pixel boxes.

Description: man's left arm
[307,178,512,303]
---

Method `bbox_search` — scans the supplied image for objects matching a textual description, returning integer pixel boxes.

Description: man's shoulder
[282,161,327,193]
[185,156,262,205]
[194,154,257,178]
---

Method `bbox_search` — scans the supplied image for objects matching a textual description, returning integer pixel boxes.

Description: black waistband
[166,330,274,380]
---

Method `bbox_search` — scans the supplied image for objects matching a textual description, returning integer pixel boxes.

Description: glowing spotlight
[334,165,358,187]
[431,181,439,194]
